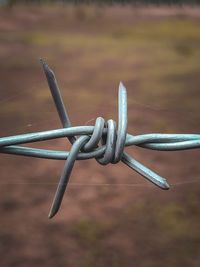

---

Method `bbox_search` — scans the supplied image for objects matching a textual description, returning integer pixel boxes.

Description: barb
[0,60,200,219]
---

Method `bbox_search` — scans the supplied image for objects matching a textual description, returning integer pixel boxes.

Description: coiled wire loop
[97,119,117,165]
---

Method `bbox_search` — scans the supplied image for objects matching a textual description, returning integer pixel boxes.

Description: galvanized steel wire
[0,60,199,218]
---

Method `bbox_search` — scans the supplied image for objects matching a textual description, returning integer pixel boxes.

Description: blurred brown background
[0,2,200,267]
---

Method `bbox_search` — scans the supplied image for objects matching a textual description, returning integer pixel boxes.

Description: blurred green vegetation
[69,191,200,267]
[4,0,200,7]
[125,192,200,266]
[1,14,200,130]
[71,218,120,267]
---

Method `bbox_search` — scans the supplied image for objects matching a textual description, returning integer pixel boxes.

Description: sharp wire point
[0,62,200,218]
[48,211,55,219]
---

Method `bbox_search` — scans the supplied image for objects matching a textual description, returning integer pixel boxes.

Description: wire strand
[0,180,199,186]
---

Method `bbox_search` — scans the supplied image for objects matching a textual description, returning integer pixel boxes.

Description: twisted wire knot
[72,82,127,167]
[0,59,200,219]
[95,118,120,165]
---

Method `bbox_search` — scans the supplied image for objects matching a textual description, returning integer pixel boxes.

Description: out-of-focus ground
[0,4,200,267]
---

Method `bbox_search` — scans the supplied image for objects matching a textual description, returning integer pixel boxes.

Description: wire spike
[40,59,76,144]
[48,136,89,218]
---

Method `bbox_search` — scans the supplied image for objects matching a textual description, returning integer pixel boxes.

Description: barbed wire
[0,59,199,219]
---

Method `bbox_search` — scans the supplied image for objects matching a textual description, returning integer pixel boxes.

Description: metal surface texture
[0,60,200,219]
